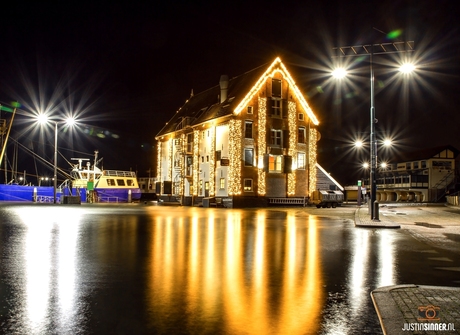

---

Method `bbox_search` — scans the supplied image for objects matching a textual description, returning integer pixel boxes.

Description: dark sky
[0,0,459,184]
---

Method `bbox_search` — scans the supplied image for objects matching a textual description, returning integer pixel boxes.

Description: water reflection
[0,205,399,334]
[6,207,84,334]
[146,209,324,334]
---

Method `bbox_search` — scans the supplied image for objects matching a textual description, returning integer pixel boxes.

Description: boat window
[107,179,116,186]
[127,179,134,186]
[117,179,126,186]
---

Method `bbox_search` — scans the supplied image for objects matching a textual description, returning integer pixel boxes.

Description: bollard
[373,201,380,221]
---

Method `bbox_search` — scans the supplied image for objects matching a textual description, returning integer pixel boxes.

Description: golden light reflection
[146,208,324,334]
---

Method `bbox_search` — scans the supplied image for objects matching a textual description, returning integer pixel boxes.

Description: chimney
[219,75,229,103]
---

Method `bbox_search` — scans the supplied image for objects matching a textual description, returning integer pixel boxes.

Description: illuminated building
[155,58,321,207]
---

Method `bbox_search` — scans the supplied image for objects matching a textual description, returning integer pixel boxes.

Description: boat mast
[0,107,17,176]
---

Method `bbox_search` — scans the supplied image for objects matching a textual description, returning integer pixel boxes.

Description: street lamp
[332,43,415,220]
[37,115,76,204]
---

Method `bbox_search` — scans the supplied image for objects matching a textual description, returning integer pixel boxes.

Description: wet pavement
[0,203,459,334]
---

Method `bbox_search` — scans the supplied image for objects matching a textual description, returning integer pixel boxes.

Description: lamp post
[332,39,414,220]
[37,115,75,204]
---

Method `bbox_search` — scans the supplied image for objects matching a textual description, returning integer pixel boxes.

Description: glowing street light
[332,38,414,220]
[399,63,416,74]
[355,140,364,148]
[37,114,76,204]
[332,67,348,79]
[383,138,392,147]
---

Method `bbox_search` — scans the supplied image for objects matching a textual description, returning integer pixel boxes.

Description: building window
[413,161,419,169]
[199,180,203,195]
[298,127,306,144]
[271,99,282,118]
[297,152,306,170]
[269,155,282,173]
[298,113,304,121]
[186,133,193,153]
[186,156,193,176]
[421,161,427,168]
[244,148,254,166]
[245,121,253,138]
[244,179,253,192]
[272,79,282,98]
[247,106,253,114]
[270,129,282,146]
[220,178,225,190]
[216,150,221,161]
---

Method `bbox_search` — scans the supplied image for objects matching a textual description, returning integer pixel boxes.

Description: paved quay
[356,204,460,334]
[371,285,460,335]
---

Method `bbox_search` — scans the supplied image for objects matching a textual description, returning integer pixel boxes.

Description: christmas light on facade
[257,97,267,195]
[309,128,318,195]
[287,100,297,195]
[209,126,216,196]
[228,120,242,195]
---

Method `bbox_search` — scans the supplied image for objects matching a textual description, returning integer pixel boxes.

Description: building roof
[155,57,319,138]
[395,145,460,162]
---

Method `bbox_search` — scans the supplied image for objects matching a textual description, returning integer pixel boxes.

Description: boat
[68,150,141,203]
[0,108,141,203]
[0,150,141,203]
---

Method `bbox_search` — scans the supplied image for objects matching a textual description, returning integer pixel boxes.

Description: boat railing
[103,170,136,178]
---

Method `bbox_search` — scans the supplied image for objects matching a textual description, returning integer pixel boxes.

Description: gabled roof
[155,57,319,138]
[395,145,460,162]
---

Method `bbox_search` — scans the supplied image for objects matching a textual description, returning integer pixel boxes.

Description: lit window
[297,152,306,170]
[220,178,225,189]
[269,155,282,173]
[244,179,253,192]
[244,148,254,167]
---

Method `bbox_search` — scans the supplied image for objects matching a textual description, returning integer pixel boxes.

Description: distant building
[154,57,322,207]
[369,145,459,202]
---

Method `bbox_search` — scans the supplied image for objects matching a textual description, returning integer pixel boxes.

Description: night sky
[0,1,459,185]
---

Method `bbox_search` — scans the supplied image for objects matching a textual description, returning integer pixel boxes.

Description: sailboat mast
[0,107,17,169]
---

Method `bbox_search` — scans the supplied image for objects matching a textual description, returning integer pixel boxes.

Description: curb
[354,207,401,228]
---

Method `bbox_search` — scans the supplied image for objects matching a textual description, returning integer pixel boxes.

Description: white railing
[103,170,136,178]
[269,198,307,205]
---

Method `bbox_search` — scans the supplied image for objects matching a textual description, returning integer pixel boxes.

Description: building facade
[373,145,459,202]
[155,58,320,207]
